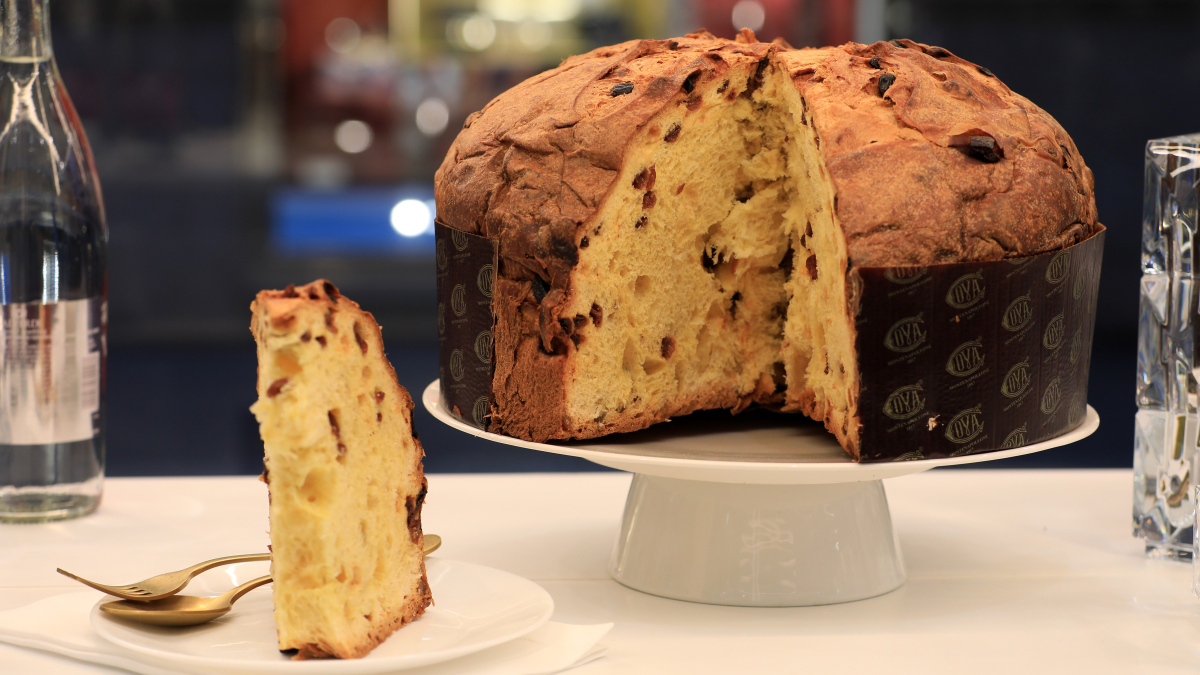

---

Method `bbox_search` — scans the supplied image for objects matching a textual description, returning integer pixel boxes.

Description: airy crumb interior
[560,60,858,446]
[251,302,425,656]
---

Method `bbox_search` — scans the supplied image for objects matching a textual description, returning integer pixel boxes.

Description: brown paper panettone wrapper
[435,222,497,430]
[854,226,1104,462]
[436,221,1105,462]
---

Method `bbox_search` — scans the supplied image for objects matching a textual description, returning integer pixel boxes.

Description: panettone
[250,280,431,659]
[434,30,1099,459]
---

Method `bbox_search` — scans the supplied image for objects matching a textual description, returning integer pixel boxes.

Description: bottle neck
[0,0,51,61]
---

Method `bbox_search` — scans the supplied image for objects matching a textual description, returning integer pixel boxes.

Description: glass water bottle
[0,0,107,522]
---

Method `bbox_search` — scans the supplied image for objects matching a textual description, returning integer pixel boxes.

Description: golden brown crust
[780,39,1096,266]
[486,277,567,441]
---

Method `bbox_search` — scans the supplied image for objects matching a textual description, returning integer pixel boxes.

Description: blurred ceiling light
[460,14,496,51]
[479,0,579,23]
[415,98,450,137]
[391,199,432,237]
[517,20,552,51]
[325,17,362,54]
[731,0,766,32]
[334,120,373,154]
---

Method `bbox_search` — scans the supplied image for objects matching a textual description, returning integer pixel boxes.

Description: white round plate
[423,379,1099,484]
[91,558,553,674]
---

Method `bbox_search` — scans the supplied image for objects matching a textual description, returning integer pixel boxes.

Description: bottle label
[0,298,104,444]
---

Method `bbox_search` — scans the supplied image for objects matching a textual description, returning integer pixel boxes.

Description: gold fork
[57,553,273,601]
[57,534,442,602]
[100,534,443,626]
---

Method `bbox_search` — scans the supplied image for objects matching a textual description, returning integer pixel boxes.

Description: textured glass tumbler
[1135,134,1200,560]
[1194,485,1200,594]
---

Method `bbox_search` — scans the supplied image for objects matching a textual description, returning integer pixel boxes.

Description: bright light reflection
[334,120,373,154]
[415,98,450,137]
[731,0,766,32]
[460,14,496,50]
[391,199,432,237]
[325,18,362,54]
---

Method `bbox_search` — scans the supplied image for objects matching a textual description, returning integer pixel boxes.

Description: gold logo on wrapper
[945,405,985,444]
[451,284,467,316]
[451,230,469,251]
[472,396,489,427]
[436,240,448,271]
[1040,377,1063,414]
[450,349,465,381]
[1043,312,1066,350]
[884,267,926,285]
[884,314,926,353]
[1069,328,1083,364]
[477,264,494,298]
[474,330,491,363]
[1000,424,1028,449]
[1001,294,1033,332]
[946,338,985,377]
[1046,251,1070,284]
[945,272,985,309]
[1001,358,1031,398]
[883,382,925,420]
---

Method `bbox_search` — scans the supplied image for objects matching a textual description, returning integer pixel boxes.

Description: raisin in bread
[250,280,431,659]
[434,30,1098,458]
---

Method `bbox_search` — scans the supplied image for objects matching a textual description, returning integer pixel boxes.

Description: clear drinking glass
[1194,485,1200,593]
[0,0,108,522]
[1135,133,1200,559]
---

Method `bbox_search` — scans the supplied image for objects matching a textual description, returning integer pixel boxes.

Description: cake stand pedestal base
[608,474,905,607]
[423,380,1099,609]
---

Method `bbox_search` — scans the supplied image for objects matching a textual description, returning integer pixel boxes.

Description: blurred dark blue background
[63,0,1198,475]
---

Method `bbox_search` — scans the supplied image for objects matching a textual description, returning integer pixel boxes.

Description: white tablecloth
[2,470,1195,673]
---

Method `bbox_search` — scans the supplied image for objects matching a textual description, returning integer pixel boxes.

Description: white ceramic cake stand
[422,380,1099,607]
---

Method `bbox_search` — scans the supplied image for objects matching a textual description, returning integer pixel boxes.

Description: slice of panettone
[250,279,431,659]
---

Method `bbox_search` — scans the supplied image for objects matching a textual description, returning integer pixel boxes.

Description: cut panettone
[434,30,1099,459]
[250,279,431,659]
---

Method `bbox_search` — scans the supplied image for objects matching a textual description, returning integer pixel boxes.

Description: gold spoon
[99,534,442,627]
[101,574,272,626]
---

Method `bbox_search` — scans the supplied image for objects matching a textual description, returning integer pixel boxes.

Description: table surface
[2,470,1196,674]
